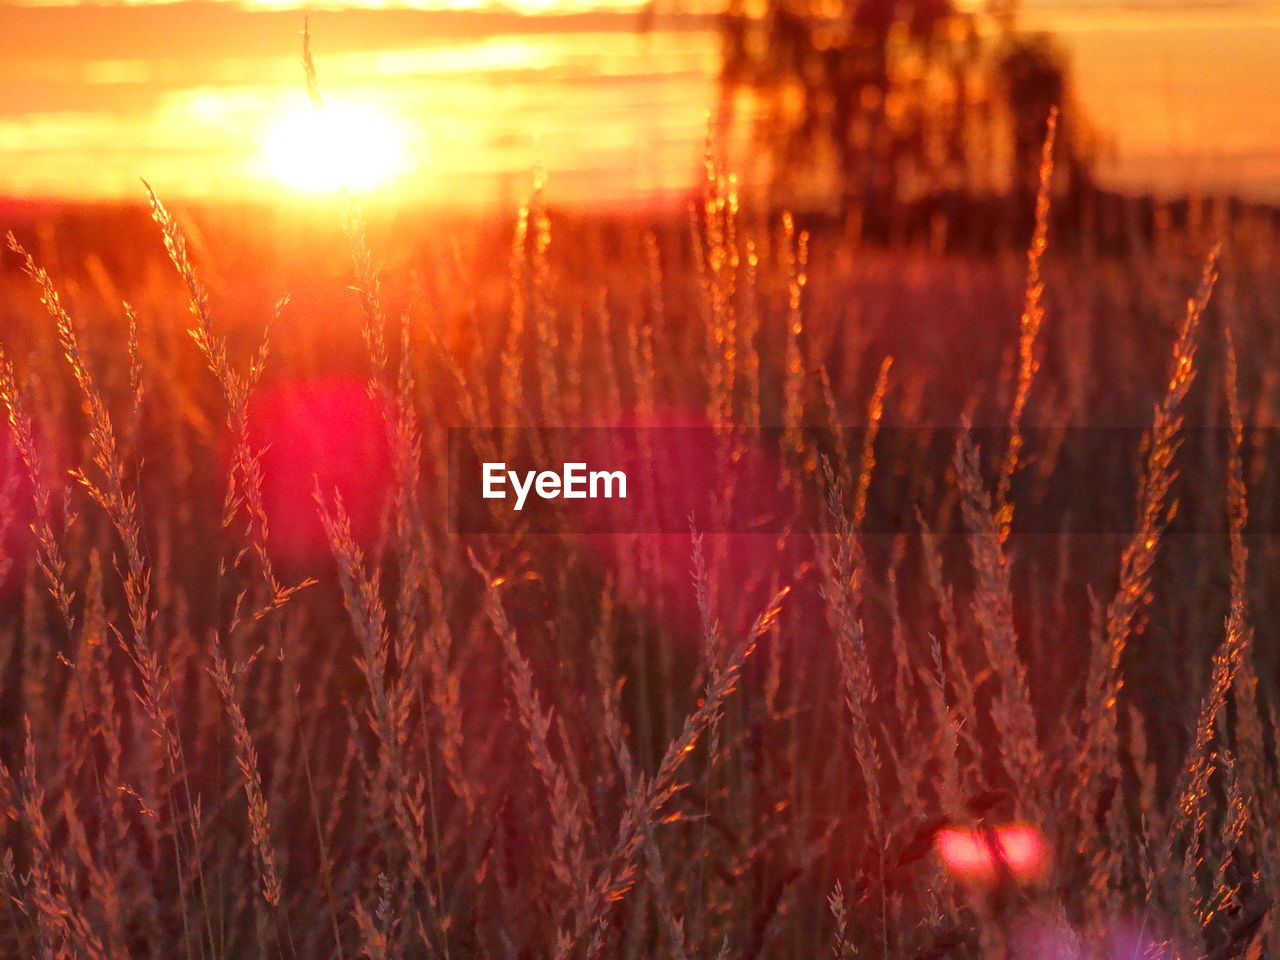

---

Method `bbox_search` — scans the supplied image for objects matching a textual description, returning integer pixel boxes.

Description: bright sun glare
[262,103,407,194]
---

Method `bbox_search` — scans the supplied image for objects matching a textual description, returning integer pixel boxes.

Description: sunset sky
[1,0,1277,206]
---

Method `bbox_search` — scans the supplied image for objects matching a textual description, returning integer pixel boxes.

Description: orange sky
[0,0,1277,206]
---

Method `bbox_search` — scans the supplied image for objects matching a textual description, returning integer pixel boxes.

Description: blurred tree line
[717,0,1095,242]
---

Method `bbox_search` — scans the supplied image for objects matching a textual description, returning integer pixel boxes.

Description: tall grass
[2,91,1280,960]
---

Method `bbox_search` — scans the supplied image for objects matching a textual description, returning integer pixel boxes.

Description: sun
[261,102,407,194]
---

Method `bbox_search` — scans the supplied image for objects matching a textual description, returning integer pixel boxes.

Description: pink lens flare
[935,824,1048,882]
[245,376,391,560]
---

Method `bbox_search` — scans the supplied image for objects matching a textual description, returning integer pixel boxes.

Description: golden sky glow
[5,0,650,11]
[1,1,1278,205]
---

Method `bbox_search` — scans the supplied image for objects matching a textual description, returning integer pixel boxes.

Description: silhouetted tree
[720,0,1092,234]
[994,31,1093,232]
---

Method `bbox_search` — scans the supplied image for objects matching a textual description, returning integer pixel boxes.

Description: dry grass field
[2,118,1280,960]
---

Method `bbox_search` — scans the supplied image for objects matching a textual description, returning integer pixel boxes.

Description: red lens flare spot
[246,376,391,560]
[935,825,1047,882]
